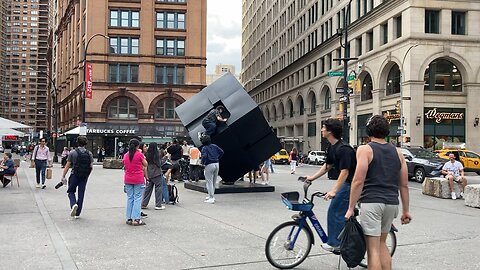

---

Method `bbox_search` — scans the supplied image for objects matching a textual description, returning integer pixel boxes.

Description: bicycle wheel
[358,230,397,268]
[265,221,313,269]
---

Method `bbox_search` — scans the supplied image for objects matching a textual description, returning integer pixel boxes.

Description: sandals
[133,219,146,226]
[126,219,133,225]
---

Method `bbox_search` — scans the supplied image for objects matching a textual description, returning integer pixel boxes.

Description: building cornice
[55,0,79,37]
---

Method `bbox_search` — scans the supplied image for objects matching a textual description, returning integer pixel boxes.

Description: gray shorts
[359,203,399,237]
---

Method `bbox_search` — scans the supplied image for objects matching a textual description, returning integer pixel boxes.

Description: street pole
[399,44,419,147]
[82,34,109,124]
[31,68,59,162]
[333,0,357,143]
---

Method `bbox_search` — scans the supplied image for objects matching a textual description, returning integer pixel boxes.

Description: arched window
[288,100,294,117]
[299,97,305,115]
[108,97,138,119]
[279,102,285,120]
[361,74,373,101]
[272,105,277,121]
[310,93,316,113]
[424,59,462,92]
[323,88,331,110]
[154,98,180,119]
[386,64,401,95]
[265,107,270,121]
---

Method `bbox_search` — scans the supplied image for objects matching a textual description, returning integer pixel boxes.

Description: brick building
[53,0,206,156]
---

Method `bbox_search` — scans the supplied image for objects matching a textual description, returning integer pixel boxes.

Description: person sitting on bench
[1,153,15,187]
[441,153,468,200]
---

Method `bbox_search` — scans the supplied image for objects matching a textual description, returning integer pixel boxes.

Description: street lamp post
[31,68,59,162]
[82,34,110,124]
[399,44,419,147]
[333,0,357,142]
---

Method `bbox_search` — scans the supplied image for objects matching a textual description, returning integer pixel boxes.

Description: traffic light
[348,80,354,90]
[395,101,401,114]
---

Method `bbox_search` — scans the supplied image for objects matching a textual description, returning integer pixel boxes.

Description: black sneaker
[140,212,148,218]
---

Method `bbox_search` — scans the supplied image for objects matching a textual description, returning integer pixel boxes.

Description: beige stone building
[206,64,239,85]
[53,0,206,156]
[1,0,49,136]
[242,0,480,153]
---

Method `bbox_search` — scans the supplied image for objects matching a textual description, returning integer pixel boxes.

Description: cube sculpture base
[175,73,282,185]
[464,184,480,208]
[184,180,274,194]
[422,177,462,199]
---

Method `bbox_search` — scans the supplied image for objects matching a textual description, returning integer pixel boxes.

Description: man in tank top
[345,115,412,270]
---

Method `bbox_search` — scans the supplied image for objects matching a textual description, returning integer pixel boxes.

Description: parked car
[307,150,326,165]
[435,148,480,175]
[400,146,444,183]
[271,149,289,164]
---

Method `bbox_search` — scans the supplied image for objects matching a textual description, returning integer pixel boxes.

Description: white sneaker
[74,216,80,219]
[451,192,457,200]
[155,206,166,210]
[70,204,78,217]
[204,198,215,204]
[321,243,339,253]
[460,192,464,198]
[36,183,41,188]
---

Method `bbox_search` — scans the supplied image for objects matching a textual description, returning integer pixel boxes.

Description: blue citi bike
[265,180,397,269]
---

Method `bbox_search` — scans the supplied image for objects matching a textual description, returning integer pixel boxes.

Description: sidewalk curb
[22,166,78,270]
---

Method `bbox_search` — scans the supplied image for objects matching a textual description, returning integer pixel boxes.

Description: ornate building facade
[242,0,480,153]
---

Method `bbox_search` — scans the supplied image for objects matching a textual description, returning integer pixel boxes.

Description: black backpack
[168,184,179,204]
[339,217,366,268]
[74,149,92,179]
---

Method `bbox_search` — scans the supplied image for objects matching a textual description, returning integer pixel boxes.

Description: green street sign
[328,71,344,77]
[347,75,355,81]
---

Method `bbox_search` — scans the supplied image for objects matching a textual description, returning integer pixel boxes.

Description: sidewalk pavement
[1,161,479,270]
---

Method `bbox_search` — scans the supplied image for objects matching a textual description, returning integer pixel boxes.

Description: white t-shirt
[442,161,463,176]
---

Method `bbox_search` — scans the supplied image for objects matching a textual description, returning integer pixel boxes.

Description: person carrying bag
[338,216,366,268]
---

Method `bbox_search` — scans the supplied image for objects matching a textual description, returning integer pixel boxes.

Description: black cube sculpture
[175,73,281,184]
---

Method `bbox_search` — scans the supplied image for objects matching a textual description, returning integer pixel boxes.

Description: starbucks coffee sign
[87,129,136,135]
[424,108,464,123]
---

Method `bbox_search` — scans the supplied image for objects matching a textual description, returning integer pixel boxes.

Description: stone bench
[464,184,480,208]
[422,177,462,199]
[102,159,124,169]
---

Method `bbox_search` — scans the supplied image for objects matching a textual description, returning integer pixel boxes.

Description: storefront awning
[141,137,172,144]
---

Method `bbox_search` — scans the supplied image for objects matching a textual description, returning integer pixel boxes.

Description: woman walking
[261,158,271,185]
[141,142,165,210]
[200,135,224,204]
[289,147,298,174]
[123,139,148,226]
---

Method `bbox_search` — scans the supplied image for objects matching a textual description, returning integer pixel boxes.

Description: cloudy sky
[206,0,242,75]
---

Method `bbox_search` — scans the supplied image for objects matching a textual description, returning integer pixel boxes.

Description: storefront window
[108,97,137,119]
[154,98,180,119]
[424,59,462,92]
[423,107,465,150]
[361,74,373,101]
[357,114,372,145]
[386,64,400,96]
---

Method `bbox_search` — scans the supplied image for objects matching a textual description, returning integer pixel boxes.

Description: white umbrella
[0,117,31,129]
[0,128,25,137]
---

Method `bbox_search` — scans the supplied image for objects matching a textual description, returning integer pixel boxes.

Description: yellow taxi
[271,149,289,164]
[435,146,480,175]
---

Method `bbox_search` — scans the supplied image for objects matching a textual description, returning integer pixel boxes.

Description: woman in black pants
[141,142,165,210]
